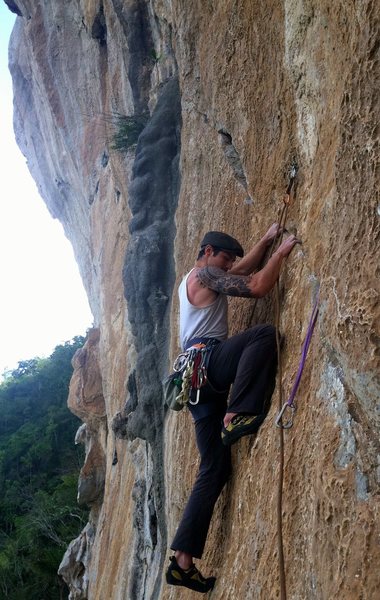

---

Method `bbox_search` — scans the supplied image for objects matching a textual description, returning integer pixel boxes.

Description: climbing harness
[174,343,209,406]
[275,292,320,429]
[163,342,216,411]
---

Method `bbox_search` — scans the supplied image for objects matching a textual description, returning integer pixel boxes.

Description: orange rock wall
[7,0,379,598]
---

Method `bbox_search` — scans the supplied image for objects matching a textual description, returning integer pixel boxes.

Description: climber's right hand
[275,234,301,258]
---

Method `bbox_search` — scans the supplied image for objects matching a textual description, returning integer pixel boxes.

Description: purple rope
[286,291,320,407]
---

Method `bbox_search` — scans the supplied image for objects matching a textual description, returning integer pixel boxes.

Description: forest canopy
[0,336,89,600]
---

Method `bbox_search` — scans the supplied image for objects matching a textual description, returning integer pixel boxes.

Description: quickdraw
[275,291,319,429]
[173,343,211,408]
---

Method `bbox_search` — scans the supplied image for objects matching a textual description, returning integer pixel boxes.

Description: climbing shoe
[165,555,216,594]
[221,413,265,446]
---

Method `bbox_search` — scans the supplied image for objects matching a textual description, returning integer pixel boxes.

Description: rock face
[68,329,107,508]
[7,0,379,599]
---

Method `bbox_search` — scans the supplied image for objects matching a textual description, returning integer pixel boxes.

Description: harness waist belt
[185,337,221,350]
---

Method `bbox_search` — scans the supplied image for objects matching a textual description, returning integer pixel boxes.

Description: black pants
[170,324,277,558]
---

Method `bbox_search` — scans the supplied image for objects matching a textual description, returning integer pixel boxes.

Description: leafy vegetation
[110,112,149,152]
[150,48,162,65]
[0,337,89,599]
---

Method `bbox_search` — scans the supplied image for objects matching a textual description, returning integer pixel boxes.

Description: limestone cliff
[6,0,379,598]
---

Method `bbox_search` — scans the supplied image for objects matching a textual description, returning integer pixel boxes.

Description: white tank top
[179,269,228,350]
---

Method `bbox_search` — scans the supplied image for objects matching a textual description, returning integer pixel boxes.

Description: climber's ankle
[223,412,238,428]
[175,551,193,570]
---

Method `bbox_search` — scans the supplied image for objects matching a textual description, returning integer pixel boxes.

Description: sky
[0,4,93,376]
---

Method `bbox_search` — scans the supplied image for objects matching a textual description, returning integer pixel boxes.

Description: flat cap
[200,231,244,257]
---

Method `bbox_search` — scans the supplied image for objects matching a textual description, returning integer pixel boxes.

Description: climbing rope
[274,283,319,600]
[270,166,320,600]
[245,167,295,329]
[241,165,297,599]
[275,282,287,600]
[244,166,296,599]
[272,171,295,600]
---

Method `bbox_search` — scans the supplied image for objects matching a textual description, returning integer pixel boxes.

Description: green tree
[0,336,89,599]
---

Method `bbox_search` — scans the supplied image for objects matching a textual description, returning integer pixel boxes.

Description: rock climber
[165,225,300,593]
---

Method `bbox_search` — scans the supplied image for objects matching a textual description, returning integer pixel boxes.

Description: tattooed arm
[197,267,254,297]
[197,235,300,298]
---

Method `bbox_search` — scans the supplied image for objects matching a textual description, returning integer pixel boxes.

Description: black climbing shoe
[165,556,216,594]
[221,413,265,446]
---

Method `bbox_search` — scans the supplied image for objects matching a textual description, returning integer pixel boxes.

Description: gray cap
[200,231,244,257]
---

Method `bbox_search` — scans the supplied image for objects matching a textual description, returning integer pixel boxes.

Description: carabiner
[189,388,201,406]
[275,402,296,429]
[173,352,189,372]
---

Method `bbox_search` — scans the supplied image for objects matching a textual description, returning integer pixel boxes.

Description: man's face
[205,246,236,272]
